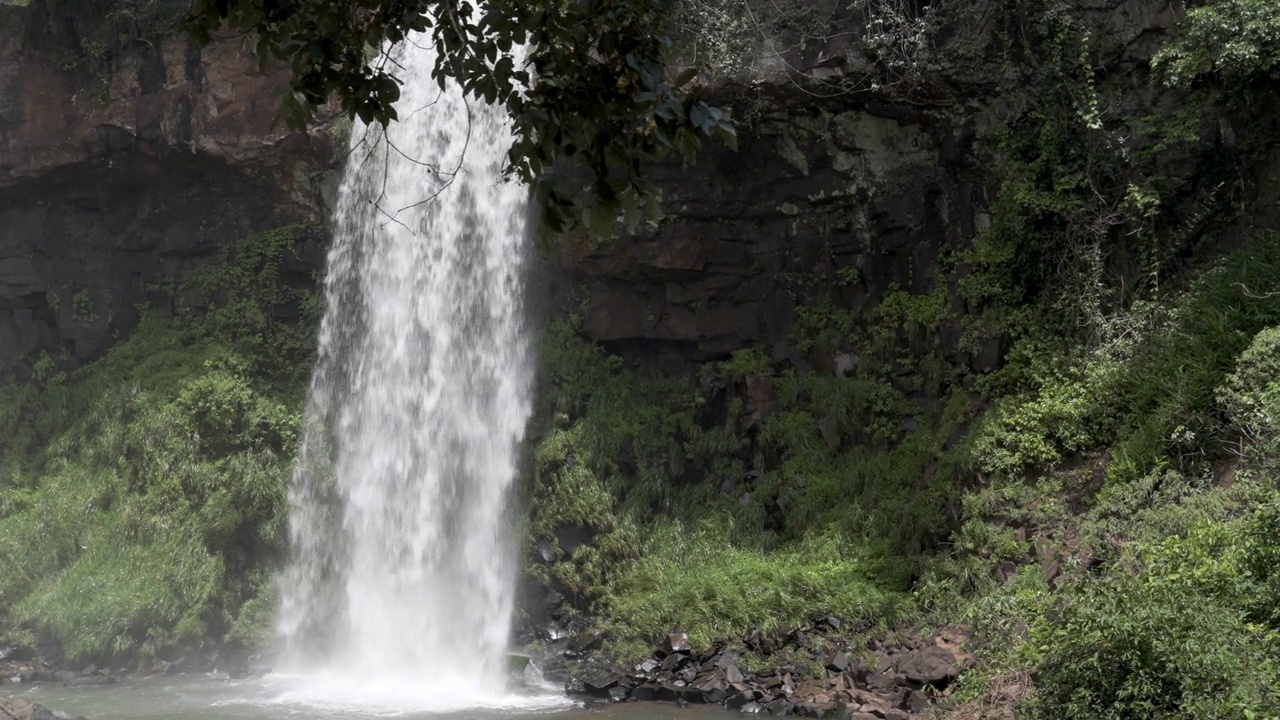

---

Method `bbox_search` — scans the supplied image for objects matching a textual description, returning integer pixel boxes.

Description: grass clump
[606,520,908,655]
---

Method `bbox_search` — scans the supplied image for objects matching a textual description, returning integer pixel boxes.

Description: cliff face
[542,0,1274,379]
[0,1,334,377]
[547,99,987,368]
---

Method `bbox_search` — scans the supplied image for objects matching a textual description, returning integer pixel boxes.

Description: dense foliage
[0,227,318,662]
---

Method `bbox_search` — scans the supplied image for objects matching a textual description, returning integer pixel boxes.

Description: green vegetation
[5,3,1280,718]
[0,226,318,663]
[1155,0,1280,89]
[527,314,971,658]
[522,2,1280,717]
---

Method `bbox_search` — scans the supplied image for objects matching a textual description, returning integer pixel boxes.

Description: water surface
[23,676,731,720]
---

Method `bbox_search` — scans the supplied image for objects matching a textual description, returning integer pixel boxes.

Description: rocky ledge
[548,619,972,719]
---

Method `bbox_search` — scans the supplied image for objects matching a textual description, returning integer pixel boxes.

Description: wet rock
[659,653,686,672]
[634,658,659,675]
[740,701,764,714]
[607,686,629,703]
[766,698,794,716]
[655,684,682,702]
[0,697,84,720]
[680,685,706,704]
[726,685,753,709]
[581,671,620,698]
[631,684,659,702]
[698,674,729,704]
[567,631,604,656]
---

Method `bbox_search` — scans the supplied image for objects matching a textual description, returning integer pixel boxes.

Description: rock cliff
[0,0,334,377]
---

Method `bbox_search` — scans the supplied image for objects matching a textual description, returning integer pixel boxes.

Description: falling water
[275,34,534,709]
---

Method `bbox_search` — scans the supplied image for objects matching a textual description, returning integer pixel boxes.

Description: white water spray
[276,35,536,709]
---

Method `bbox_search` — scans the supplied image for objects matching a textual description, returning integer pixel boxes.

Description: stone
[659,652,687,672]
[904,689,929,712]
[740,701,765,714]
[535,539,556,563]
[655,684,681,702]
[581,671,620,698]
[630,684,658,702]
[824,652,849,673]
[607,686,629,703]
[634,658,659,675]
[665,633,691,654]
[727,692,753,710]
[715,650,739,669]
[567,631,604,655]
[680,685,706,704]
[896,645,969,689]
[767,698,794,716]
[795,703,838,718]
[724,663,745,684]
[0,698,80,720]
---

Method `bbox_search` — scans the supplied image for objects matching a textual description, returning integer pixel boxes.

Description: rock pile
[554,621,972,718]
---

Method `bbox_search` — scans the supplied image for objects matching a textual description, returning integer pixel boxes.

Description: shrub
[1029,526,1280,718]
[1155,0,1280,88]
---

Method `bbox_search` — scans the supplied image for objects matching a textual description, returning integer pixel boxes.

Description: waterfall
[275,34,533,708]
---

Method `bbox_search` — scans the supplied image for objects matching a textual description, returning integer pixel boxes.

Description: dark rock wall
[544,97,989,375]
[0,1,336,377]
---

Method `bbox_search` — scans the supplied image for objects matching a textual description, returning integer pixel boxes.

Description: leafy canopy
[186,0,737,232]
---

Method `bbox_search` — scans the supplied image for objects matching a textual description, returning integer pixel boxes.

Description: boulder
[895,644,970,689]
[665,633,691,654]
[824,651,849,673]
[581,671,620,698]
